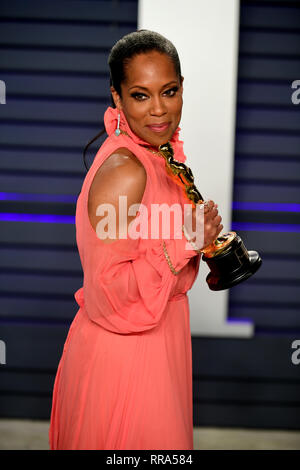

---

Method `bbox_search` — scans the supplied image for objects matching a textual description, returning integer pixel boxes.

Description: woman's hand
[184,200,223,251]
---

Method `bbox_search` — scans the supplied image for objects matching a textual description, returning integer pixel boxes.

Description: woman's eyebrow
[129,81,178,91]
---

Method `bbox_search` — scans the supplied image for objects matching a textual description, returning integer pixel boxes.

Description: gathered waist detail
[75,287,186,309]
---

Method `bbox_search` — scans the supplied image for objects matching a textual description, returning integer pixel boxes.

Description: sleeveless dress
[49,106,201,450]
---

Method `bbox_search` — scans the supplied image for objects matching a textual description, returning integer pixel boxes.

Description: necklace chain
[117,127,233,260]
[118,128,204,206]
[118,128,191,273]
[118,127,207,258]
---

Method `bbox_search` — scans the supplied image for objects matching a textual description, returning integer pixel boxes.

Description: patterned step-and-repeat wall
[0,0,299,429]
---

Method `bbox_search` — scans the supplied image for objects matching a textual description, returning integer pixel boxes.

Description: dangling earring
[115,112,121,136]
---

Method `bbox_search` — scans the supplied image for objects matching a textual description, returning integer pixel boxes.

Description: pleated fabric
[49,106,201,450]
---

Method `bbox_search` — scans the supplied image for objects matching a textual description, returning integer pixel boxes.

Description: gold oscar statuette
[158,142,262,291]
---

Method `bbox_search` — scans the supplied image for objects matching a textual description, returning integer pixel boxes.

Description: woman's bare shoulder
[90,147,146,191]
[88,147,147,237]
[99,147,145,172]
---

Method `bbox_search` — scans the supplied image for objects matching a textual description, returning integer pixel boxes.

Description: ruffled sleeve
[77,235,199,335]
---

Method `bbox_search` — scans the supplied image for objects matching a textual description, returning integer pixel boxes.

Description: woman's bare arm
[88,148,147,243]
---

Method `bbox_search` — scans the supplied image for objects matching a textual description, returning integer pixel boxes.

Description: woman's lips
[147,122,170,133]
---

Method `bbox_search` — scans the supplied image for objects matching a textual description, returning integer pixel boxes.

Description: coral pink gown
[49,107,201,450]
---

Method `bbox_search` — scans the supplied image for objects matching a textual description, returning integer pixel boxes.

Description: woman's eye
[131,87,179,101]
[164,87,179,97]
[131,93,147,101]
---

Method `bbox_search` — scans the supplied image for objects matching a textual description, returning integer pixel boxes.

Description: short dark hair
[108,29,182,100]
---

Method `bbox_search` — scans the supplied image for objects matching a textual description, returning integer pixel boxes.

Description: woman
[49,30,222,450]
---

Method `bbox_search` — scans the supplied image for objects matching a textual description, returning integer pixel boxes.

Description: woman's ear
[110,86,123,111]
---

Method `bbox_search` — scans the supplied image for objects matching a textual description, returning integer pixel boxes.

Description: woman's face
[111,51,183,148]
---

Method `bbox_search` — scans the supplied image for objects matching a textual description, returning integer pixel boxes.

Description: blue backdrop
[0,0,299,429]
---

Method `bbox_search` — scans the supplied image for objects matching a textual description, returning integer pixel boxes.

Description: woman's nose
[149,96,167,116]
